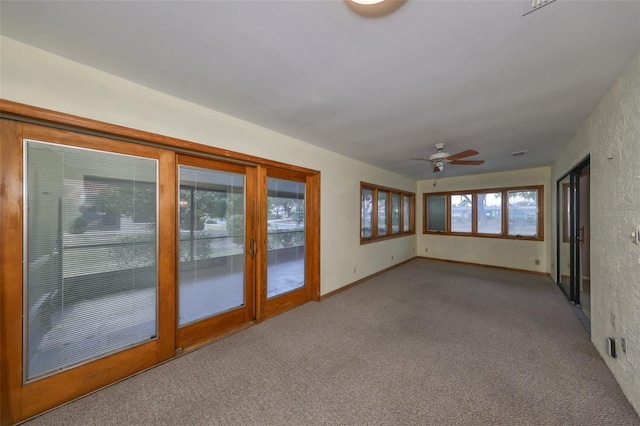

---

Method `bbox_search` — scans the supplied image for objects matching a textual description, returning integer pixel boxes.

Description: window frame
[361,182,415,244]
[422,185,544,241]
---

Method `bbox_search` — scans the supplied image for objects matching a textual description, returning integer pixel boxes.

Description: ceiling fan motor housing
[430,152,450,161]
[429,143,450,161]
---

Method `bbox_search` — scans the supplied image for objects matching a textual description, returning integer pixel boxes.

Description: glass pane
[378,191,388,236]
[578,168,590,320]
[267,178,305,298]
[391,193,400,234]
[508,190,538,237]
[361,188,373,238]
[25,140,158,381]
[477,192,502,234]
[451,194,472,233]
[426,195,446,232]
[562,183,571,243]
[403,195,411,232]
[558,177,571,296]
[178,166,245,326]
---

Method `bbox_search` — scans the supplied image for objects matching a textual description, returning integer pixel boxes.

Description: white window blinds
[25,140,158,381]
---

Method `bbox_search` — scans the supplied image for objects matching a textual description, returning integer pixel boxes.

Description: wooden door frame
[257,167,321,321]
[0,100,321,425]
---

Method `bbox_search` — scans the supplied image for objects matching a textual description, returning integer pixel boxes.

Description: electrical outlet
[535,259,540,265]
[425,248,428,252]
[353,267,356,274]
[391,255,394,261]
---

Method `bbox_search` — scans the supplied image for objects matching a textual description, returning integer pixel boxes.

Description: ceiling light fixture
[345,0,406,18]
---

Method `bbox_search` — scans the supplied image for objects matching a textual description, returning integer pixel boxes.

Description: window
[451,194,472,233]
[391,193,400,233]
[423,186,543,240]
[477,192,502,235]
[426,194,446,232]
[361,182,414,243]
[507,189,538,237]
[378,190,388,236]
[403,196,411,233]
[361,188,374,239]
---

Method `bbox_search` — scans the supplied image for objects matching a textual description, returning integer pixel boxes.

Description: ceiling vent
[512,150,529,156]
[522,0,556,16]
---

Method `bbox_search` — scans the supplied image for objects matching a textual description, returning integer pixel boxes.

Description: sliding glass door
[557,158,590,322]
[1,112,320,424]
[176,155,255,349]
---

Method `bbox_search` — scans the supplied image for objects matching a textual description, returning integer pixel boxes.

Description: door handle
[248,239,256,257]
[579,226,585,245]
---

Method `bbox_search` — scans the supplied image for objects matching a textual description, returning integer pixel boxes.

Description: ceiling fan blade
[447,149,479,161]
[449,159,485,165]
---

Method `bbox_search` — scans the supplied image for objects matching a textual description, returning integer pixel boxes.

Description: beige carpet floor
[24,259,640,425]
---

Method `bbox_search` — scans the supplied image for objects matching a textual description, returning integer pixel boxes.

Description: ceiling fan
[413,143,485,173]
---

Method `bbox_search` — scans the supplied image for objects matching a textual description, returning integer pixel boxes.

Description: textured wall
[552,53,640,414]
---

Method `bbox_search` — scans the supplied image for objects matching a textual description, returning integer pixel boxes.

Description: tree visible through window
[423,186,543,240]
[361,183,414,243]
[507,190,538,237]
[477,192,502,235]
[451,194,472,233]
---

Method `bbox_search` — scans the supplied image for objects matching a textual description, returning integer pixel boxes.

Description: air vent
[512,150,528,156]
[522,0,556,16]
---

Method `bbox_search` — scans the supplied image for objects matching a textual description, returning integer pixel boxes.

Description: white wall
[551,53,640,414]
[0,36,416,296]
[417,167,551,273]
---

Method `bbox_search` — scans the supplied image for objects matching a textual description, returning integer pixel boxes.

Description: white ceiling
[1,0,639,179]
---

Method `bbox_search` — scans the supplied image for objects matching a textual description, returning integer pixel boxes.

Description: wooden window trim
[423,185,544,241]
[360,182,415,244]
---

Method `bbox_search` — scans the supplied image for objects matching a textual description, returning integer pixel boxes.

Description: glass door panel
[176,156,254,348]
[266,177,305,299]
[578,167,590,320]
[558,175,572,298]
[178,165,246,325]
[25,140,159,381]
